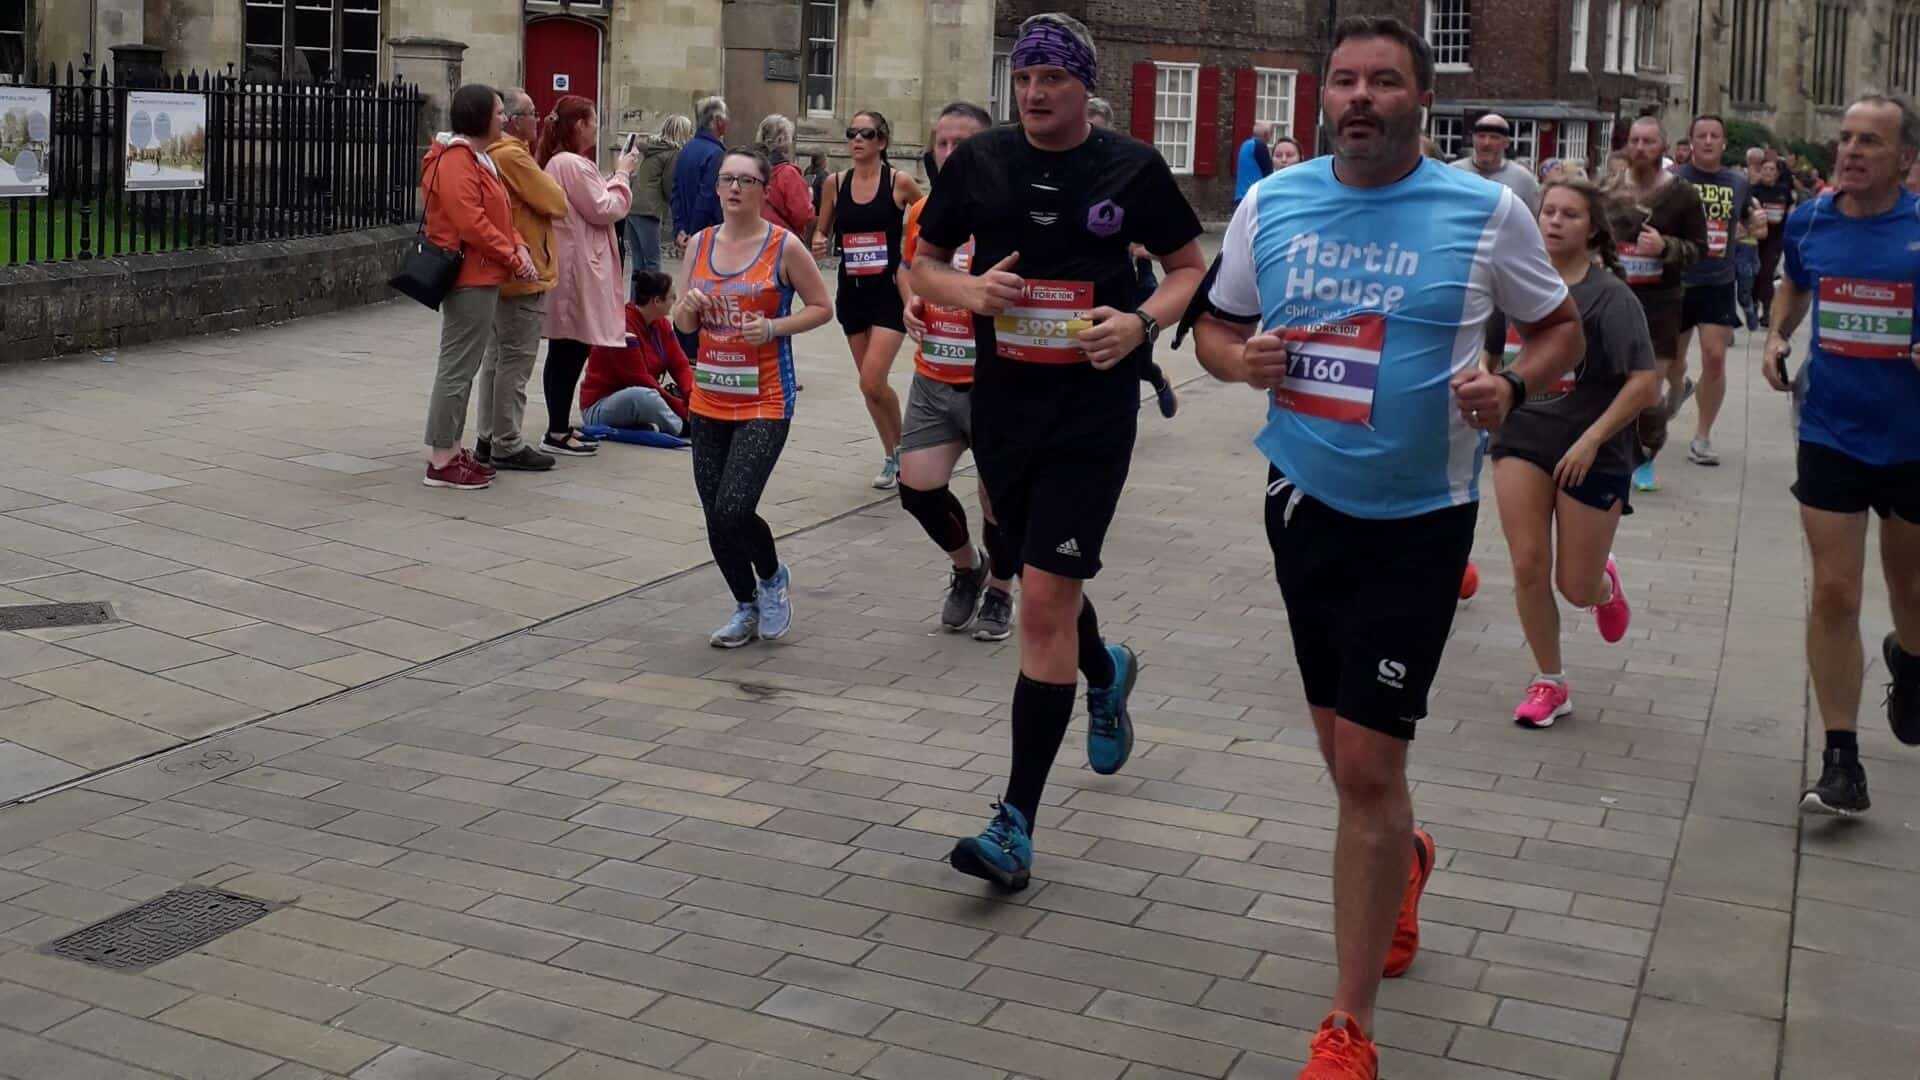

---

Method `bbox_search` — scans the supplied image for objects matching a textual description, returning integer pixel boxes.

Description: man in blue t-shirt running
[1190,17,1583,1079]
[1763,93,1920,817]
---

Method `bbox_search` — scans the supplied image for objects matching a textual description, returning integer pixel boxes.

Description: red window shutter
[1131,62,1157,142]
[1194,66,1222,176]
[1293,72,1319,156]
[1539,123,1557,160]
[1233,68,1256,145]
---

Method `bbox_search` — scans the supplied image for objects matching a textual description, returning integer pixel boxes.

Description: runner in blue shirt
[1190,17,1583,1079]
[1762,93,1920,817]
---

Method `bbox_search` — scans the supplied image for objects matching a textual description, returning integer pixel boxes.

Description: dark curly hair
[1542,177,1624,278]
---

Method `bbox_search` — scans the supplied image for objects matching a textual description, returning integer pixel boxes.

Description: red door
[525,18,601,120]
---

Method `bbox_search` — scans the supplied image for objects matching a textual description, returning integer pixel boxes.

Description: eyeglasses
[717,174,764,189]
[846,127,880,142]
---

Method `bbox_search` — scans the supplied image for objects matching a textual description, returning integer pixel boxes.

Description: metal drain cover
[0,602,115,632]
[44,886,277,971]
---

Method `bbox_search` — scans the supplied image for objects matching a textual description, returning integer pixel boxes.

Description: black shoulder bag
[390,145,468,310]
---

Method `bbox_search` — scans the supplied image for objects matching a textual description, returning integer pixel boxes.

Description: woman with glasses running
[811,111,923,490]
[673,147,833,648]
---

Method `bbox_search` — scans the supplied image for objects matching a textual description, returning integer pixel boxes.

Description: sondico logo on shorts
[1377,659,1408,689]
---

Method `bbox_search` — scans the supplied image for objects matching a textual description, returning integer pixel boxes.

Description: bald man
[1451,111,1540,212]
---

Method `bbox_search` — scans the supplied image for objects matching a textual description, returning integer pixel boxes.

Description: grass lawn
[4,203,195,265]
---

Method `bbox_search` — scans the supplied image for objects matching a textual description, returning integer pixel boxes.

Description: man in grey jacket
[1451,112,1541,213]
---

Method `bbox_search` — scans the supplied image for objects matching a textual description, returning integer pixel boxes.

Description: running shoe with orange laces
[1382,827,1436,978]
[1298,1011,1378,1079]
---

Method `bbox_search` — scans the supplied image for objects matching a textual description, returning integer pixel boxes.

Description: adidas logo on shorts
[1055,538,1082,557]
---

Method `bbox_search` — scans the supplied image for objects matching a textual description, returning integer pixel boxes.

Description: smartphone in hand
[625,132,639,155]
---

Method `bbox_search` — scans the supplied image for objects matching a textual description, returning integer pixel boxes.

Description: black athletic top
[832,165,904,291]
[917,126,1201,438]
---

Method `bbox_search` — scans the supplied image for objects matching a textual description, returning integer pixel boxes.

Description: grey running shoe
[941,552,989,631]
[973,587,1013,642]
[709,603,760,649]
[1687,436,1720,466]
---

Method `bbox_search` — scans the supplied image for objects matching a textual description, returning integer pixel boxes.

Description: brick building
[1366,0,1681,168]
[994,0,1326,217]
[5,0,994,163]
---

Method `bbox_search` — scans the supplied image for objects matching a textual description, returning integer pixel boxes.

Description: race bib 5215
[1273,315,1384,426]
[994,280,1094,364]
[1817,278,1914,360]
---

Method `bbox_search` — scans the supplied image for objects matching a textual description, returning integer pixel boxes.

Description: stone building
[1364,0,1683,168]
[994,0,1326,216]
[1691,0,1916,147]
[7,0,994,163]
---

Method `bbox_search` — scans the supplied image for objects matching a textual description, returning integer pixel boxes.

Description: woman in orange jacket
[420,83,537,490]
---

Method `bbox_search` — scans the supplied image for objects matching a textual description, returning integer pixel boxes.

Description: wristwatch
[1134,310,1162,347]
[1496,369,1527,407]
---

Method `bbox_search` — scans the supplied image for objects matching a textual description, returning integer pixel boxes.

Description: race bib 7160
[1273,315,1383,426]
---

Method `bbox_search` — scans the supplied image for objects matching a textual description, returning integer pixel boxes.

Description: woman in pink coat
[536,94,637,458]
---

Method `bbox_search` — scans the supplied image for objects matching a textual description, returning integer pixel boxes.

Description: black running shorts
[1265,466,1477,740]
[1680,281,1741,332]
[977,436,1132,580]
[835,281,906,336]
[1793,440,1920,523]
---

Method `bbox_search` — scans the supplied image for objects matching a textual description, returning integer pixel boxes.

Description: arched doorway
[524,17,601,121]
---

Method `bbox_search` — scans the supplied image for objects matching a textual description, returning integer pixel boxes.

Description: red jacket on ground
[582,305,694,421]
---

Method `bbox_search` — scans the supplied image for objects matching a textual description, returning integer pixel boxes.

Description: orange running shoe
[1459,560,1480,600]
[1383,827,1436,978]
[1297,1012,1378,1079]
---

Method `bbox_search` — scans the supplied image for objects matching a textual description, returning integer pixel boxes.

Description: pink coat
[542,151,633,346]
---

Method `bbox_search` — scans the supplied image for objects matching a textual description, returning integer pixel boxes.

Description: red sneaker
[424,456,491,490]
[457,448,496,477]
[1594,554,1630,643]
[1383,827,1435,978]
[1297,1012,1378,1079]
[1459,560,1479,600]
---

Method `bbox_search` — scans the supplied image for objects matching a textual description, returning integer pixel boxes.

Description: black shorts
[1680,282,1740,332]
[977,425,1135,580]
[835,279,906,336]
[1266,467,1476,740]
[1490,449,1633,515]
[1642,297,1681,360]
[1793,440,1920,523]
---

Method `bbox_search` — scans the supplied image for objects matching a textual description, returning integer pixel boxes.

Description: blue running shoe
[949,802,1032,891]
[1086,643,1138,776]
[757,562,793,640]
[709,603,759,649]
[1632,462,1659,492]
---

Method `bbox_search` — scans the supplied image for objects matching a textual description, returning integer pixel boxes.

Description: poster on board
[0,87,52,197]
[125,91,207,191]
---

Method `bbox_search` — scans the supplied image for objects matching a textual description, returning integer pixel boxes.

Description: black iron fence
[1,58,425,267]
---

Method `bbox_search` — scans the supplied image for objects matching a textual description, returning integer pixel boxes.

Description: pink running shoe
[1514,679,1571,730]
[1595,555,1630,643]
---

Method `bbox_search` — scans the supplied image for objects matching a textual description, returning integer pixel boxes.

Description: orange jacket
[420,138,524,290]
[491,134,569,298]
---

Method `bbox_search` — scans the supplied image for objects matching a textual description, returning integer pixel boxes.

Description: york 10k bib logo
[1281,231,1419,313]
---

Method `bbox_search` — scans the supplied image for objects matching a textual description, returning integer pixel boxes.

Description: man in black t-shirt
[912,11,1205,891]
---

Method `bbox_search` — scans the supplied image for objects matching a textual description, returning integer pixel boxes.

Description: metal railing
[2,58,424,267]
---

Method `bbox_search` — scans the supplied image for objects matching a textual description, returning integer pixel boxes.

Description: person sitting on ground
[581,271,693,437]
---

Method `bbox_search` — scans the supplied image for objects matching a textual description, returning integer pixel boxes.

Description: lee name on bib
[1818,278,1915,360]
[995,279,1094,364]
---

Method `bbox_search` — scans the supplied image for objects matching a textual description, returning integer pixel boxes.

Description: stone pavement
[0,305,1907,1078]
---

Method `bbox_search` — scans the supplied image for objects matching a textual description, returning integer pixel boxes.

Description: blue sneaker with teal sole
[1086,643,1138,776]
[949,802,1033,891]
[756,563,793,640]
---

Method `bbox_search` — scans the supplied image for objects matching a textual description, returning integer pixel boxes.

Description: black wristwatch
[1496,369,1527,407]
[1134,310,1162,347]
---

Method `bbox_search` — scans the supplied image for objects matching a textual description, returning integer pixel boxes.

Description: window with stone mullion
[242,0,382,84]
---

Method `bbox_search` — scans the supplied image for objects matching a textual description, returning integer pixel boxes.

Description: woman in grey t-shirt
[1486,180,1664,730]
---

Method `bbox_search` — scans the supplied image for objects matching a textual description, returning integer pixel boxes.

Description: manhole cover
[43,886,277,971]
[0,602,115,631]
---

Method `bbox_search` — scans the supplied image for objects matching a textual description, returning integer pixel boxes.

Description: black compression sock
[1005,674,1076,830]
[1826,729,1859,756]
[1078,598,1115,688]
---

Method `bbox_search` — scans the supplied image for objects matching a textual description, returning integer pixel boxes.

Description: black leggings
[691,416,790,603]
[544,338,592,436]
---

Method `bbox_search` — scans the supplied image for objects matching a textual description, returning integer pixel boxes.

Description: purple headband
[1010,21,1096,92]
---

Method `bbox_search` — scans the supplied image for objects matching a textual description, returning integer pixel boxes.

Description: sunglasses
[717,174,764,189]
[846,127,881,142]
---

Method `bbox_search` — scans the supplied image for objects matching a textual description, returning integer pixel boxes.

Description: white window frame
[1429,114,1464,158]
[1153,62,1199,175]
[1894,1,1920,97]
[243,0,381,83]
[1507,118,1539,170]
[1559,120,1589,169]
[990,51,1012,123]
[1619,0,1638,73]
[1254,67,1296,138]
[804,0,837,118]
[1570,0,1590,71]
[1425,0,1473,70]
[1603,0,1622,72]
[1635,0,1664,70]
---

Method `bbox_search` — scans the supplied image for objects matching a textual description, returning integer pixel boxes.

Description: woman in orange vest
[671,146,833,648]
